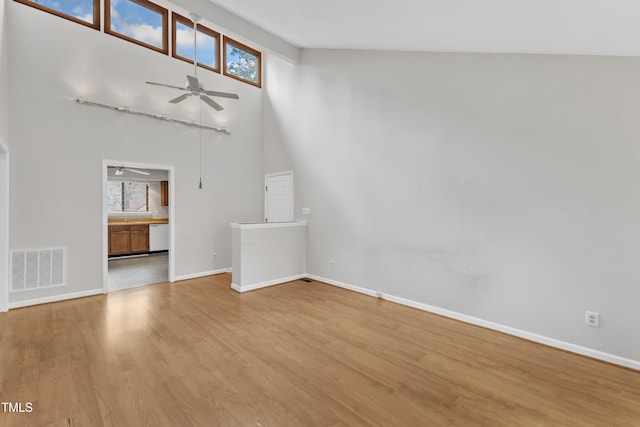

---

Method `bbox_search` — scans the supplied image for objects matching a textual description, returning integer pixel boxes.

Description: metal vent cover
[10,248,65,292]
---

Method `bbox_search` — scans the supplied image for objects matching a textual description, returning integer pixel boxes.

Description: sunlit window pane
[124,182,148,212]
[106,0,167,53]
[15,0,99,28]
[107,182,148,212]
[173,13,219,72]
[223,37,261,87]
[107,182,123,212]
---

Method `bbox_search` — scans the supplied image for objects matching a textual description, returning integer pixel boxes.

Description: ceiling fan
[109,166,150,176]
[145,12,239,111]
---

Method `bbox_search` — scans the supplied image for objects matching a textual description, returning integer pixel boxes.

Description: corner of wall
[0,141,8,312]
[0,0,9,145]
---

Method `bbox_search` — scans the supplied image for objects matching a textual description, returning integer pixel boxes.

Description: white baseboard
[9,271,638,370]
[174,267,231,282]
[231,274,307,293]
[8,288,105,309]
[8,268,234,309]
[309,275,640,371]
[307,275,378,298]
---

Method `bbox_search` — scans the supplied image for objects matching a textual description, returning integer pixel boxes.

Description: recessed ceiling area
[209,0,640,57]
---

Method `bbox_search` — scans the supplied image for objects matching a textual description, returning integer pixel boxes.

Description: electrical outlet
[330,260,336,269]
[212,252,217,260]
[301,207,311,215]
[585,311,599,327]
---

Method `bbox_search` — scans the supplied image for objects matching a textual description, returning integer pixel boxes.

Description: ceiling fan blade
[169,93,190,104]
[186,75,200,90]
[125,168,151,176]
[201,95,224,111]
[146,81,187,91]
[204,90,239,99]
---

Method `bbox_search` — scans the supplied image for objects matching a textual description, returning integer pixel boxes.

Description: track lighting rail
[75,97,231,134]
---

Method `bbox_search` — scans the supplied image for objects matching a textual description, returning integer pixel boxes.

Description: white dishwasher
[149,223,169,251]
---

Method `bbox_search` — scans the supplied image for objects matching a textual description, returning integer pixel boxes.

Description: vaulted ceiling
[209,0,640,57]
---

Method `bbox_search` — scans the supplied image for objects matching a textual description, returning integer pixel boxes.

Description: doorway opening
[0,142,8,312]
[103,160,175,292]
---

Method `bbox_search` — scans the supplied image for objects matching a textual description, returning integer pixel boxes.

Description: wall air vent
[10,248,65,292]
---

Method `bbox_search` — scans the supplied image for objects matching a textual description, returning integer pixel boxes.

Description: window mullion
[121,182,125,212]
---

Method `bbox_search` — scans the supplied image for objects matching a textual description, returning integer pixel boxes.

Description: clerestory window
[14,0,100,29]
[105,0,168,54]
[172,12,221,73]
[223,36,262,88]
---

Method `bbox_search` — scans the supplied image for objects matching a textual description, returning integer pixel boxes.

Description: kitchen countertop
[108,218,169,226]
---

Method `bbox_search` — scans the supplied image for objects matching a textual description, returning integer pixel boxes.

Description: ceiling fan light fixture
[111,166,150,176]
[189,12,201,24]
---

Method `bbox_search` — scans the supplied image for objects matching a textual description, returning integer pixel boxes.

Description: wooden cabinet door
[109,226,131,255]
[130,224,149,253]
[161,181,169,206]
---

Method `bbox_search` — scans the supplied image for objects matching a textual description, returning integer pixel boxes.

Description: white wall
[0,0,8,312]
[0,142,7,312]
[0,0,7,141]
[231,222,307,291]
[8,2,265,303]
[264,49,640,363]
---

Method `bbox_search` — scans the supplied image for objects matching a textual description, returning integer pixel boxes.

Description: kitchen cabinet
[109,225,131,255]
[161,181,169,206]
[130,225,150,253]
[108,224,149,255]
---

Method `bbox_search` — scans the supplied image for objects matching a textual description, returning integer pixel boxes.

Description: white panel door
[265,172,293,222]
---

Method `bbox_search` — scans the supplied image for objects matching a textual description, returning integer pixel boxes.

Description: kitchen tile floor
[108,252,168,290]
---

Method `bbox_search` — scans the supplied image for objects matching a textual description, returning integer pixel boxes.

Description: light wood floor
[1,275,639,426]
